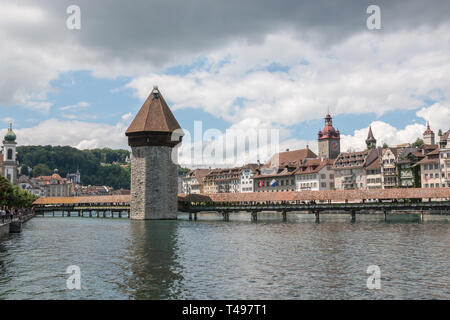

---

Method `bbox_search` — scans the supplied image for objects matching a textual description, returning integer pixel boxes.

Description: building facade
[438,130,450,187]
[295,158,335,191]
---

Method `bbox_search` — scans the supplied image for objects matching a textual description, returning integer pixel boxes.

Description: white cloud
[59,101,90,111]
[416,102,450,133]
[0,115,133,150]
[340,121,427,152]
[126,26,450,129]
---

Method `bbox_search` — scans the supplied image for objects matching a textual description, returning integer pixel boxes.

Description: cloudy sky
[1,0,449,165]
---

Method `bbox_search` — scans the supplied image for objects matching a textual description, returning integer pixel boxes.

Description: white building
[239,164,259,192]
[295,159,335,191]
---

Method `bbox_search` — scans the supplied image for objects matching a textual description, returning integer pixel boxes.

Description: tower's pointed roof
[126,86,182,135]
[423,121,434,135]
[366,126,376,144]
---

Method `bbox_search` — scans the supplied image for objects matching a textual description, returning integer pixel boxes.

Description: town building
[423,122,435,145]
[438,130,450,187]
[416,149,441,188]
[17,175,44,197]
[182,169,210,194]
[396,147,423,188]
[66,169,81,185]
[317,114,341,159]
[295,158,335,191]
[380,147,402,189]
[1,123,18,184]
[365,150,383,189]
[366,126,377,149]
[253,148,317,192]
[33,173,74,197]
[239,164,259,192]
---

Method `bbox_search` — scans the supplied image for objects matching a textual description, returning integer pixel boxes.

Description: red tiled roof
[33,188,450,206]
[266,148,317,168]
[179,188,450,202]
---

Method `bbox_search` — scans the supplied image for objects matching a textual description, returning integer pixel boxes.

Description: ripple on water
[0,216,448,299]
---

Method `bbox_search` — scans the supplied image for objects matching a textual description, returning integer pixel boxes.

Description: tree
[20,166,30,176]
[32,163,52,177]
[0,175,37,208]
[411,138,424,148]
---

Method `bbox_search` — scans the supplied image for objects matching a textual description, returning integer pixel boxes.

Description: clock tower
[318,114,340,159]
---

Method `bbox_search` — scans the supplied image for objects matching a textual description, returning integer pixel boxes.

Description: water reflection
[121,221,184,299]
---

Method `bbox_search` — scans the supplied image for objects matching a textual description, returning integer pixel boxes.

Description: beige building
[253,148,317,192]
[182,169,210,194]
[417,149,441,188]
[33,173,74,197]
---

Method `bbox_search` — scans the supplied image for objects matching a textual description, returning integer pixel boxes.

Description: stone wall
[0,222,9,238]
[130,146,178,219]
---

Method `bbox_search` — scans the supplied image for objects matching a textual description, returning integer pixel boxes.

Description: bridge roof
[32,188,450,206]
[33,195,130,205]
[179,188,450,203]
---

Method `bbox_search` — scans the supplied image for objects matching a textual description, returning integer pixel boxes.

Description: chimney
[286,148,289,152]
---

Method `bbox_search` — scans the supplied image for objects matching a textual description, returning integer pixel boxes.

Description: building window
[7,149,12,160]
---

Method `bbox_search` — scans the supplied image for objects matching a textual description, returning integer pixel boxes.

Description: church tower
[366,126,377,149]
[2,122,18,184]
[318,114,341,159]
[125,86,183,220]
[423,122,435,145]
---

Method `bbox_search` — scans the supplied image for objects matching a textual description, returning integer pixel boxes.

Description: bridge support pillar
[222,211,229,221]
[119,211,122,218]
[384,210,387,221]
[89,211,92,217]
[53,211,55,217]
[420,210,424,222]
[194,213,197,221]
[67,211,70,217]
[351,210,356,223]
[189,212,192,220]
[282,210,287,222]
[314,211,320,223]
[251,211,258,222]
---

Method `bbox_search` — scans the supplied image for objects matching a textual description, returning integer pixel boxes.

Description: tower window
[7,148,12,160]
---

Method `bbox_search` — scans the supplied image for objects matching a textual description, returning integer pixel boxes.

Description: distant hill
[17,146,131,190]
[16,145,190,190]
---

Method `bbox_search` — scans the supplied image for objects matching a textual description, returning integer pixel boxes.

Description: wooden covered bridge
[32,188,450,221]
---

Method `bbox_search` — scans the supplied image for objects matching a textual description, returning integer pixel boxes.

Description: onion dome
[318,114,340,140]
[4,122,16,142]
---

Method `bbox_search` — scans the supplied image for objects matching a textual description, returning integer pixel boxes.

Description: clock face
[331,141,339,151]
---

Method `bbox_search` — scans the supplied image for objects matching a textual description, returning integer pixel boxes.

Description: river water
[0,213,449,299]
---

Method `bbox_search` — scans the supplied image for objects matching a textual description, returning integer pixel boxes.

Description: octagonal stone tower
[125,86,183,220]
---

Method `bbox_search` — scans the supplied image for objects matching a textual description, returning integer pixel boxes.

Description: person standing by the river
[1,208,5,223]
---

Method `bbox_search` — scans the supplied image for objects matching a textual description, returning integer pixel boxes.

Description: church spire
[366,126,376,149]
